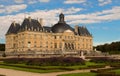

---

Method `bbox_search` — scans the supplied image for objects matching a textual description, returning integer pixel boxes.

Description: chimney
[28,16,31,22]
[39,18,43,26]
[13,21,16,26]
[75,25,79,34]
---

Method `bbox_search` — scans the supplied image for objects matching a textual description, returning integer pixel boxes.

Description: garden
[58,57,120,76]
[0,56,120,76]
[0,57,106,73]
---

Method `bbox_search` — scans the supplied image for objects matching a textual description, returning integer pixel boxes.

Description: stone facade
[5,13,93,55]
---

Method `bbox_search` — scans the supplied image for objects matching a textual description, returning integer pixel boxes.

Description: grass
[111,69,120,75]
[58,69,120,76]
[57,72,97,76]
[0,61,106,73]
[0,65,65,73]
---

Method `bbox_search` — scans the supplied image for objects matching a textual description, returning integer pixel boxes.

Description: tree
[95,41,120,54]
[0,44,5,51]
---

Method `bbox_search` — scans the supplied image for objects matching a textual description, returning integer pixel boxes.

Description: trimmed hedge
[90,57,120,63]
[97,72,120,76]
[91,68,120,76]
[0,63,75,71]
[2,57,85,66]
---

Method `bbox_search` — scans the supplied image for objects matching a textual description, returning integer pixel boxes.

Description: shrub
[3,57,85,66]
[90,57,120,64]
[88,65,105,68]
[97,72,120,76]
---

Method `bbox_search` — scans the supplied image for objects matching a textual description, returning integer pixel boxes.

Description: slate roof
[6,14,92,37]
[6,22,20,34]
[19,17,42,31]
[52,23,74,33]
[78,26,91,36]
[43,26,52,32]
[52,13,74,33]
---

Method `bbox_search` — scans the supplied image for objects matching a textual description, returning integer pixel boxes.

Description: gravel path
[0,68,90,76]
[0,66,111,76]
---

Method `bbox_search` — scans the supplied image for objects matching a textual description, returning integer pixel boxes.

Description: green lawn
[0,61,106,73]
[58,69,120,76]
[58,72,97,76]
[0,64,65,73]
[111,69,120,74]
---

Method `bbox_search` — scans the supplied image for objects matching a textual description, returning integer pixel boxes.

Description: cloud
[27,0,50,4]
[66,6,120,24]
[64,0,86,4]
[98,0,112,6]
[0,4,27,14]
[65,7,83,14]
[0,5,4,8]
[14,0,24,3]
[28,0,38,4]
[39,0,50,3]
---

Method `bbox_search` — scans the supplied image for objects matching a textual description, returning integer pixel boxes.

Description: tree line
[0,44,5,51]
[95,41,120,54]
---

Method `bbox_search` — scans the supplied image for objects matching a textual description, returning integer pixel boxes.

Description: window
[54,36,56,39]
[59,43,62,48]
[55,43,57,48]
[28,41,31,44]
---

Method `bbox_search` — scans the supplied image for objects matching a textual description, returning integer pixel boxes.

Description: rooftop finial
[28,16,31,22]
[13,21,16,26]
[39,18,43,26]
[58,13,65,23]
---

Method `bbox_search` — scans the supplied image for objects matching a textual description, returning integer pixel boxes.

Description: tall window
[59,43,62,48]
[54,36,56,39]
[55,43,57,48]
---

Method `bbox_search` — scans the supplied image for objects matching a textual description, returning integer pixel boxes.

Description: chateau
[5,13,93,55]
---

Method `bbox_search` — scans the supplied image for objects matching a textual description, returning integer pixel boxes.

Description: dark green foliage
[0,44,5,51]
[88,65,105,68]
[91,68,120,76]
[95,41,120,53]
[90,57,120,63]
[3,57,85,66]
[97,72,119,76]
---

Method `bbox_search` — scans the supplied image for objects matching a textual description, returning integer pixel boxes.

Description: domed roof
[52,13,73,33]
[52,23,73,33]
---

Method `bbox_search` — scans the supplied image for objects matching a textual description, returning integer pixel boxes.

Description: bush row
[0,63,75,71]
[90,57,120,63]
[91,68,120,76]
[3,57,85,66]
[97,72,120,76]
[91,68,116,73]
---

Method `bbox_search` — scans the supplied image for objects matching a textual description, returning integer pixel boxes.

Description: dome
[52,23,73,33]
[52,13,73,33]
